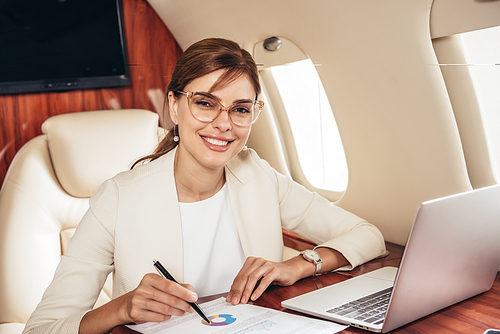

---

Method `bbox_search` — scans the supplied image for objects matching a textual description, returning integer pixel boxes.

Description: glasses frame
[176,90,264,126]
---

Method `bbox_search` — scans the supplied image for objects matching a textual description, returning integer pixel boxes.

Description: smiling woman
[22,38,386,334]
[169,70,257,184]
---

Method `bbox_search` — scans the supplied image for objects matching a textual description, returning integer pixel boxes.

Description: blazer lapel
[226,150,284,262]
[153,149,184,282]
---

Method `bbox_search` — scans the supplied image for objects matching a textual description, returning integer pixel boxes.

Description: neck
[174,150,226,203]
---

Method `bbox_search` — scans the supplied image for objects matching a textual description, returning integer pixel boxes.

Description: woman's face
[169,69,255,172]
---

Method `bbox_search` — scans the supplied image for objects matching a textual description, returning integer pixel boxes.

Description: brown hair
[131,38,261,169]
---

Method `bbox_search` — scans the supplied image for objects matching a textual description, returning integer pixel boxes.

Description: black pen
[153,259,211,324]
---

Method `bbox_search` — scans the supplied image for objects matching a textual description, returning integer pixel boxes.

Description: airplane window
[459,26,500,182]
[269,59,348,192]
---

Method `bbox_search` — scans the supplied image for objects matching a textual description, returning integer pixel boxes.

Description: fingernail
[190,292,198,302]
[232,296,238,305]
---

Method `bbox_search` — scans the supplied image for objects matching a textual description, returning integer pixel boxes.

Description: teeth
[203,136,229,146]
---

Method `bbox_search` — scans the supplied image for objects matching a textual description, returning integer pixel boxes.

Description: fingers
[124,273,198,324]
[153,276,198,305]
[226,257,278,305]
[250,266,279,301]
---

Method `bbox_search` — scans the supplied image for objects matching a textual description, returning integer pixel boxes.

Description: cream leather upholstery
[0,109,161,333]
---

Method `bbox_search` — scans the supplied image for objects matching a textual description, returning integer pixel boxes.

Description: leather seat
[0,109,161,333]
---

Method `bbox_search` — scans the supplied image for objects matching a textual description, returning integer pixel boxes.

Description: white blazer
[23,148,386,333]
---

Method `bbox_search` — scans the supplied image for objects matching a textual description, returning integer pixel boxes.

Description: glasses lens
[189,93,220,122]
[230,101,258,126]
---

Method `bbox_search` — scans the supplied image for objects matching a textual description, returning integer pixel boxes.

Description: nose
[212,106,232,132]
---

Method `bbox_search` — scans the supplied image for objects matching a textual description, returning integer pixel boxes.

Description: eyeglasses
[176,91,264,126]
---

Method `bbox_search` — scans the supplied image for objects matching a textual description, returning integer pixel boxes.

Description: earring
[173,124,179,142]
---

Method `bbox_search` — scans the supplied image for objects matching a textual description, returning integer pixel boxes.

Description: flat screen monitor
[0,0,130,95]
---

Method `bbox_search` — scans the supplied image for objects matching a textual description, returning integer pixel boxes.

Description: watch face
[304,249,321,261]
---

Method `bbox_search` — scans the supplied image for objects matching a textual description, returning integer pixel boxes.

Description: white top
[179,183,246,297]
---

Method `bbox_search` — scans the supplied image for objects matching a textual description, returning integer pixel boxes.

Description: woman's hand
[225,248,350,306]
[120,273,198,324]
[226,256,305,305]
[80,273,198,334]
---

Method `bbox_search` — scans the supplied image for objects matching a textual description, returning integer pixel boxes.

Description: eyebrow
[195,91,255,104]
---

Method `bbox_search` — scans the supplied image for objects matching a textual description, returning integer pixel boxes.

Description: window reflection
[269,59,348,191]
[460,26,500,182]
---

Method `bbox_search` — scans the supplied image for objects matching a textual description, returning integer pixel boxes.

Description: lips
[202,136,231,146]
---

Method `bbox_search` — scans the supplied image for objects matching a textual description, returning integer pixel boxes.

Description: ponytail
[131,125,179,169]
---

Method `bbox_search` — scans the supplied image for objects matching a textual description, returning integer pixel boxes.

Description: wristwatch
[301,249,323,276]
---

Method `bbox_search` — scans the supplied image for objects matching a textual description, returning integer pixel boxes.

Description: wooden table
[113,239,500,333]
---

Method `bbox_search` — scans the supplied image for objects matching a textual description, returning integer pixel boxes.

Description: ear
[168,91,179,125]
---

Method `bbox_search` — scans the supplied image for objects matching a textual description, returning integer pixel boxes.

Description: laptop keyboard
[326,287,393,325]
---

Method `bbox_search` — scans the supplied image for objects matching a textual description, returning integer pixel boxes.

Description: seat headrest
[42,109,159,198]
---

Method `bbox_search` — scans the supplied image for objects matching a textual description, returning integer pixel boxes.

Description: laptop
[282,184,500,333]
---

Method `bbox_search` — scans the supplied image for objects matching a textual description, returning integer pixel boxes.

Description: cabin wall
[0,0,182,187]
[148,0,500,245]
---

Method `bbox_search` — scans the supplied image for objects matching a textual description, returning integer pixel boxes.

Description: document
[126,297,347,334]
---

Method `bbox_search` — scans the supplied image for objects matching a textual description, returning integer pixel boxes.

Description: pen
[153,259,211,324]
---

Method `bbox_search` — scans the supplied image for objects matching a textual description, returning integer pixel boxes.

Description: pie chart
[201,314,237,326]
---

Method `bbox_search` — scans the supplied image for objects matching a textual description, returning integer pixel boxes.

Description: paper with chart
[126,297,347,334]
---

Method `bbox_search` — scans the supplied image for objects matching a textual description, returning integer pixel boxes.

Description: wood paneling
[0,0,182,187]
